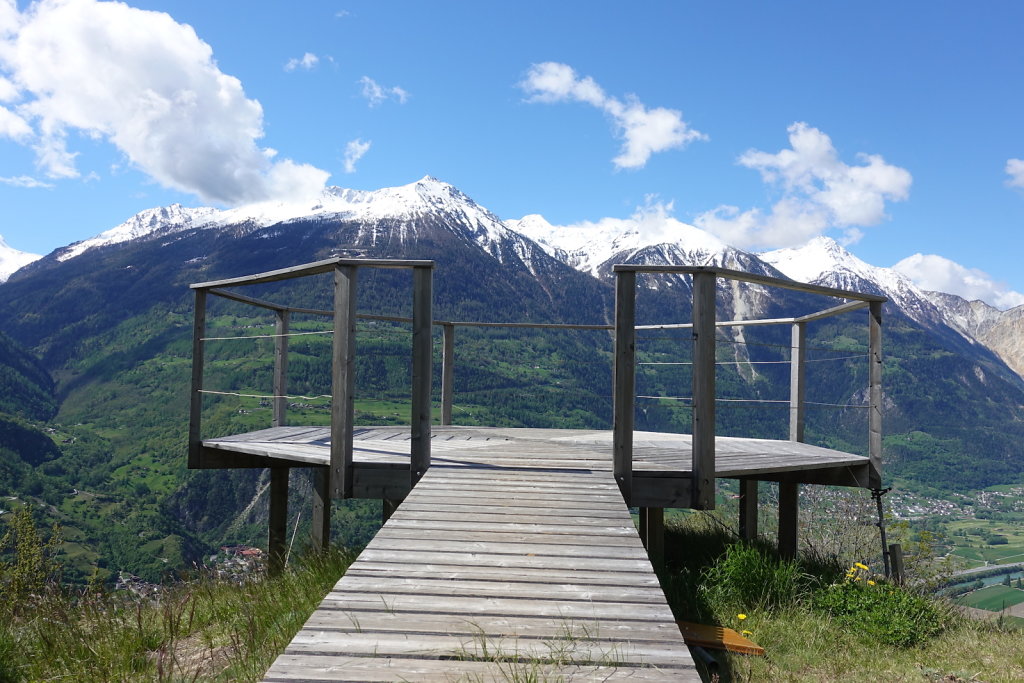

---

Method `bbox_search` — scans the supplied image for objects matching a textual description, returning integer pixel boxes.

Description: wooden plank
[191,256,434,289]
[789,321,805,442]
[273,310,290,428]
[373,527,642,547]
[675,621,765,656]
[311,467,330,550]
[263,655,694,682]
[345,562,663,587]
[332,575,665,602]
[366,537,649,561]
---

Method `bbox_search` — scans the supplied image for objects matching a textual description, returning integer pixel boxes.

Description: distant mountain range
[2,176,1023,581]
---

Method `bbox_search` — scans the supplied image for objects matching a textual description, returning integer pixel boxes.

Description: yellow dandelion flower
[854,577,862,581]
[737,613,747,620]
[867,580,876,586]
[855,562,869,571]
[742,630,753,636]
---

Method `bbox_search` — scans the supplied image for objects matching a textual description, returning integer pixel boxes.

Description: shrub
[813,564,946,647]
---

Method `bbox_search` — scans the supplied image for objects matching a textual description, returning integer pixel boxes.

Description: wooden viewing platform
[187,258,886,680]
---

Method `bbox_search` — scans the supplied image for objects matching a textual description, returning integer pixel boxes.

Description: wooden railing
[189,259,885,512]
[610,265,886,511]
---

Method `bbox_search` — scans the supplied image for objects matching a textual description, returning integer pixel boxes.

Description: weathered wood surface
[261,444,698,681]
[203,425,870,482]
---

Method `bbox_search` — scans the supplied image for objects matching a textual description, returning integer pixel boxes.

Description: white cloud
[893,253,1024,310]
[0,0,328,204]
[358,76,408,107]
[1006,158,1024,189]
[694,122,911,249]
[342,138,370,173]
[0,174,53,188]
[0,103,29,138]
[284,52,319,72]
[519,61,706,170]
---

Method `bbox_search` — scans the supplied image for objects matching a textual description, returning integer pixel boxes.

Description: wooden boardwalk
[260,431,700,681]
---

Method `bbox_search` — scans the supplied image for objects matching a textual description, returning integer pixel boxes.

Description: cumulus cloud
[0,174,52,188]
[519,61,706,170]
[694,122,911,249]
[0,0,328,204]
[358,76,408,107]
[342,138,370,173]
[0,103,30,138]
[1006,158,1024,189]
[284,52,319,71]
[893,253,1024,310]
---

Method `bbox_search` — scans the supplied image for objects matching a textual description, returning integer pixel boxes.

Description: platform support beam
[441,323,455,426]
[868,301,883,488]
[330,266,357,499]
[778,481,799,560]
[639,507,665,570]
[613,270,637,505]
[739,479,758,541]
[311,468,330,551]
[268,467,289,576]
[188,289,206,468]
[691,271,716,510]
[410,266,433,485]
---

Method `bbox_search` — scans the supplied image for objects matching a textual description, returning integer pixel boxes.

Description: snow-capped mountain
[923,291,1024,379]
[0,235,41,282]
[509,213,772,279]
[761,237,945,324]
[54,176,515,263]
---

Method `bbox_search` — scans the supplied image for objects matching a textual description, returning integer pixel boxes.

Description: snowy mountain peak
[0,234,43,282]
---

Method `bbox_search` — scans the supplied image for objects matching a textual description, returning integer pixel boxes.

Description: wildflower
[742,630,753,636]
[737,613,747,620]
[867,580,876,586]
[855,562,869,571]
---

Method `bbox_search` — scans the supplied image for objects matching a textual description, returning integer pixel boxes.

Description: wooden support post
[311,467,330,551]
[273,310,290,428]
[613,270,637,505]
[382,498,401,523]
[188,289,207,468]
[331,266,357,499]
[441,323,455,426]
[410,266,433,486]
[868,301,883,489]
[888,543,905,585]
[778,481,799,560]
[739,479,758,541]
[691,271,716,510]
[789,322,806,443]
[639,507,665,570]
[268,467,289,576]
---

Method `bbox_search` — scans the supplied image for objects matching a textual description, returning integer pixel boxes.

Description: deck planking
[261,442,699,681]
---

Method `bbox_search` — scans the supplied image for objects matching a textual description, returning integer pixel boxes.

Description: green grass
[956,584,1024,611]
[0,548,354,682]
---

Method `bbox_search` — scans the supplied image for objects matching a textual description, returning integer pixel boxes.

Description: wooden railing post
[778,321,807,558]
[410,266,433,485]
[868,301,883,489]
[691,271,716,510]
[613,269,637,504]
[188,288,207,468]
[441,323,455,426]
[739,479,758,541]
[789,322,806,442]
[273,310,290,428]
[330,265,357,499]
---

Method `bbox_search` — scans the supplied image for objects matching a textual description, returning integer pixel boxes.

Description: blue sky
[2,1,1023,306]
